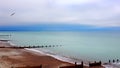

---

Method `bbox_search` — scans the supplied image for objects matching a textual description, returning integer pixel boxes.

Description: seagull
[10,12,15,16]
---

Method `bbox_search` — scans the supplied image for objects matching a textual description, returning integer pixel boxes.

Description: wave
[8,41,16,46]
[26,48,78,64]
[6,41,80,64]
[25,48,120,68]
[103,62,120,68]
[8,41,120,68]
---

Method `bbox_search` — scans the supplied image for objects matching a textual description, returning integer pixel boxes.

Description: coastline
[0,41,107,68]
[0,42,73,68]
[26,48,81,64]
[25,48,120,68]
[9,41,83,65]
[9,42,78,64]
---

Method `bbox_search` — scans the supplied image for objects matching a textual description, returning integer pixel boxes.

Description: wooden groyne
[60,59,120,68]
[0,45,62,49]
[108,59,119,64]
[0,39,10,42]
[0,35,11,36]
[89,61,101,67]
[60,62,83,68]
[0,34,11,42]
[60,61,103,68]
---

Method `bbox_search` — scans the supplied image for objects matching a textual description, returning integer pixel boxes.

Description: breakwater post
[89,61,102,67]
[59,61,84,68]
[108,59,120,64]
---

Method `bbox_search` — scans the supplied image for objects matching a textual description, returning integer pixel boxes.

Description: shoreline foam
[9,42,120,68]
[9,42,77,64]
[9,41,80,64]
[0,41,73,68]
[26,48,77,64]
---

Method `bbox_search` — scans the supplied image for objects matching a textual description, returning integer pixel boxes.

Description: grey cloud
[0,0,120,27]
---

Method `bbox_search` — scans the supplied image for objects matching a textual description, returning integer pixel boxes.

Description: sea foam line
[7,42,89,65]
[8,42,118,68]
[25,48,77,64]
[25,48,120,68]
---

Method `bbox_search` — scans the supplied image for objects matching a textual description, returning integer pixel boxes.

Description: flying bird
[10,12,15,16]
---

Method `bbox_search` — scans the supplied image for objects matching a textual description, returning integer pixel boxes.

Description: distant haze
[0,24,120,31]
[0,0,120,27]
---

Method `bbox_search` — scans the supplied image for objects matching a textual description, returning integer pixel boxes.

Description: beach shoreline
[0,41,106,68]
[0,42,73,68]
[9,41,84,65]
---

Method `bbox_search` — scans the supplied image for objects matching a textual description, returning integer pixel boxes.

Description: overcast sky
[0,0,120,27]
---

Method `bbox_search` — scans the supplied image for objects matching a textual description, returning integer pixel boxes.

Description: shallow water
[0,31,120,63]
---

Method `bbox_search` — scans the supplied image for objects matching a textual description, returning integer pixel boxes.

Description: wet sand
[0,42,104,68]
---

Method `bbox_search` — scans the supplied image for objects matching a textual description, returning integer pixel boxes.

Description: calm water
[0,31,120,63]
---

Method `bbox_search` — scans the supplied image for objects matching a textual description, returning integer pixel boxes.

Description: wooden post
[99,61,101,64]
[94,61,96,63]
[75,62,77,65]
[81,61,83,68]
[40,64,42,68]
[117,59,119,62]
[113,59,115,63]
[81,61,83,65]
[109,60,111,63]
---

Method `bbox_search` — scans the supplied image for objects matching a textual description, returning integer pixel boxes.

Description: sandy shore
[0,42,105,68]
[0,42,72,68]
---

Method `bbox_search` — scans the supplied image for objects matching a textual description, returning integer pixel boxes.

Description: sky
[0,0,120,28]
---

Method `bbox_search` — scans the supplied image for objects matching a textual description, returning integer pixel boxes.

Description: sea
[0,31,120,67]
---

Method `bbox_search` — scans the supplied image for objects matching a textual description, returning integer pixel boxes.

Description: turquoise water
[0,31,120,63]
